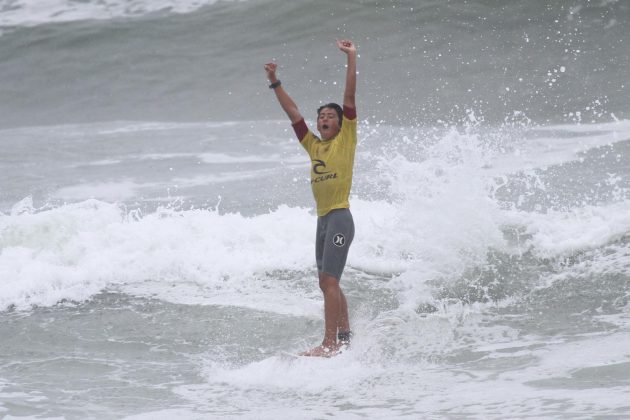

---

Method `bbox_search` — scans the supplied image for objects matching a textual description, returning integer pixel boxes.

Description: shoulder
[342,106,357,134]
[343,105,357,121]
[292,118,309,141]
[341,106,357,136]
[300,130,319,151]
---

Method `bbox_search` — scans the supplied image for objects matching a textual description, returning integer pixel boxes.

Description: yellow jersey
[294,107,357,216]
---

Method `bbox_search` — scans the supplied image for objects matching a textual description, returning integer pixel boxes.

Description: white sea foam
[94,121,239,135]
[0,0,250,27]
[2,120,629,315]
[489,119,630,174]
[0,200,322,312]
[507,330,630,380]
[169,317,630,418]
[198,152,300,164]
[363,128,508,308]
[170,171,276,187]
[510,200,630,258]
[53,180,152,201]
[0,197,414,312]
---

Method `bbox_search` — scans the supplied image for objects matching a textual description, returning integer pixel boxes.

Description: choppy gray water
[1,0,629,127]
[1,0,630,419]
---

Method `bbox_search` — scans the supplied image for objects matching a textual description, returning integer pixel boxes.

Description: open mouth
[322,124,329,130]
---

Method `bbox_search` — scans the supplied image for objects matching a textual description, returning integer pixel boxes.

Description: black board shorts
[315,208,355,280]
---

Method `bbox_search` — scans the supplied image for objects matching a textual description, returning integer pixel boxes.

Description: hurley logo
[333,233,345,247]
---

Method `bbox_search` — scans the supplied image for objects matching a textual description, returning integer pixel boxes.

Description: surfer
[264,39,358,357]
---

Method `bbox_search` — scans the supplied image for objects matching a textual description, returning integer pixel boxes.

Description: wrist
[269,80,281,89]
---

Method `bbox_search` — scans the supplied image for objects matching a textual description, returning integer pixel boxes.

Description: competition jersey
[292,106,357,217]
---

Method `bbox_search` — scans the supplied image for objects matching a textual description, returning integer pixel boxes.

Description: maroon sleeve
[343,105,357,120]
[292,118,309,142]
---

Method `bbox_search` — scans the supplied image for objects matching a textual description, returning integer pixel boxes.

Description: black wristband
[269,80,281,89]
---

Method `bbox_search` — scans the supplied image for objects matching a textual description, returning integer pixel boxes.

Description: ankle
[322,338,337,349]
[337,330,353,344]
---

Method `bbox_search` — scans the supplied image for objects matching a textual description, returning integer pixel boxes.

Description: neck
[320,130,340,141]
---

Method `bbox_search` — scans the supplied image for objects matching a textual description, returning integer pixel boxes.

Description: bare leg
[338,289,350,334]
[320,273,341,348]
[300,272,343,357]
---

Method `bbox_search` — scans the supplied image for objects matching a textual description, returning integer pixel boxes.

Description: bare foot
[298,344,340,358]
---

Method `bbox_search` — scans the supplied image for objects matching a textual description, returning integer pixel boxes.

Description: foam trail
[0,0,245,27]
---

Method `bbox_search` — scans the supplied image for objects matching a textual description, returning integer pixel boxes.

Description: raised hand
[264,62,278,82]
[337,39,356,55]
[336,40,356,108]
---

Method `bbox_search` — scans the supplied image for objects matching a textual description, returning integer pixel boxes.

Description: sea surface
[1,0,630,419]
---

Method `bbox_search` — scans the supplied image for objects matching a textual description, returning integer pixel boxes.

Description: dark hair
[317,103,343,127]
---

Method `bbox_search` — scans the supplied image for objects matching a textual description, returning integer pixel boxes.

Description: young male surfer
[264,39,357,357]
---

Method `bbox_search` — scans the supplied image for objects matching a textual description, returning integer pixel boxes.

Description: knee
[319,273,340,293]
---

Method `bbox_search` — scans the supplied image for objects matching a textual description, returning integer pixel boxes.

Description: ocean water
[1,0,630,419]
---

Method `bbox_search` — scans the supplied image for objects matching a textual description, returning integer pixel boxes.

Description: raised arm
[337,39,357,109]
[264,62,303,124]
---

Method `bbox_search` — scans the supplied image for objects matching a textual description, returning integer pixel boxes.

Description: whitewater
[1,0,629,418]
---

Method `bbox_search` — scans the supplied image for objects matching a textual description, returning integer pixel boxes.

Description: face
[317,107,341,140]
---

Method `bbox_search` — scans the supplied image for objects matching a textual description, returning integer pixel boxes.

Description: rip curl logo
[311,159,338,184]
[312,159,330,175]
[332,233,346,247]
